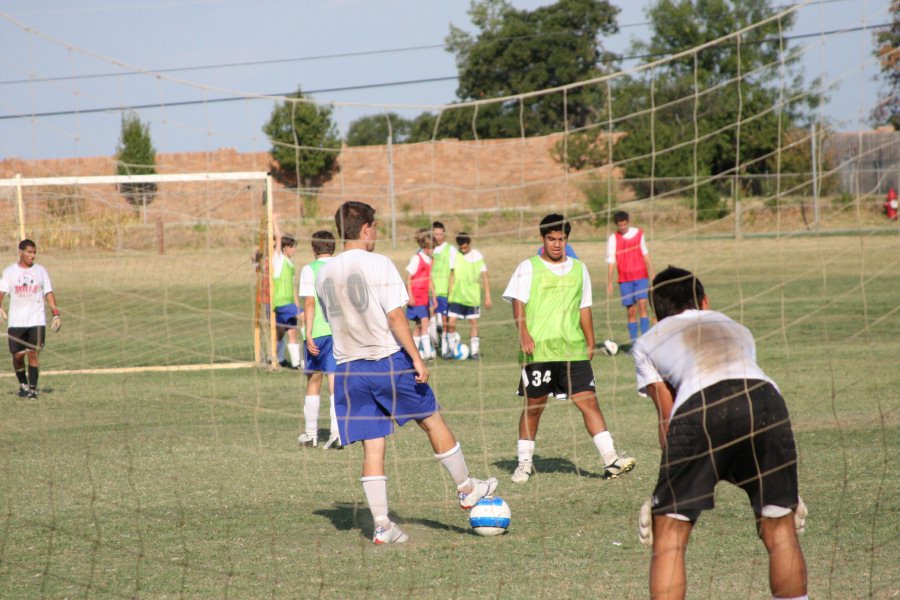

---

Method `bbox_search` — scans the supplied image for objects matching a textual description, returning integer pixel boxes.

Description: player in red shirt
[606,211,654,345]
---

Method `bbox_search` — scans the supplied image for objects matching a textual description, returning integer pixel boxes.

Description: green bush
[581,178,617,226]
[694,183,729,221]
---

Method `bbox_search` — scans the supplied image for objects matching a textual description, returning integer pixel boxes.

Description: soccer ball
[600,339,619,356]
[469,496,511,536]
[454,343,470,360]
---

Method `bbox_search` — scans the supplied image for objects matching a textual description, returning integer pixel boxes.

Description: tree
[606,0,823,213]
[115,112,157,219]
[444,0,620,139]
[872,1,900,129]
[346,113,411,146]
[262,88,341,188]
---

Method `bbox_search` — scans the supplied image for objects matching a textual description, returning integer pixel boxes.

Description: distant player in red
[406,228,436,360]
[606,210,653,344]
[884,188,898,220]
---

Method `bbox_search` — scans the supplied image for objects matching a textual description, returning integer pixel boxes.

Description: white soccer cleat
[603,455,636,479]
[511,462,533,483]
[322,434,343,450]
[458,477,499,509]
[372,522,408,545]
[794,496,807,534]
[297,432,318,447]
[639,497,653,546]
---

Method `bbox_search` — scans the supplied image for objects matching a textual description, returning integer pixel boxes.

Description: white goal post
[0,170,280,369]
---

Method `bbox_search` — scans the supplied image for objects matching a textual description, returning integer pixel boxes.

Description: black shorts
[8,326,46,354]
[517,361,595,398]
[652,379,799,522]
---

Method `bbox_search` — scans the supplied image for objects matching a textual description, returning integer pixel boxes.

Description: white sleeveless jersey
[632,309,776,416]
[315,249,408,364]
[0,263,53,328]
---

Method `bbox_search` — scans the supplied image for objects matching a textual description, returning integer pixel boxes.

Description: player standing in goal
[316,201,498,544]
[632,266,807,600]
[297,230,341,449]
[503,214,635,483]
[606,210,653,346]
[429,221,458,359]
[272,215,302,370]
[405,228,436,360]
[0,239,61,399]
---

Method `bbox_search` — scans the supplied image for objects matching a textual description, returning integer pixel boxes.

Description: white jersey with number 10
[315,249,409,364]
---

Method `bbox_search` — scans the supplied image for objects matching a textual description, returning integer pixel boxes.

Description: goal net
[0,1,896,599]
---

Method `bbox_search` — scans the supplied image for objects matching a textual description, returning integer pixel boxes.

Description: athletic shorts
[619,278,650,307]
[435,296,449,316]
[447,302,480,320]
[406,305,429,321]
[651,379,799,522]
[517,360,595,399]
[304,335,336,374]
[8,326,45,354]
[275,304,299,329]
[334,350,438,445]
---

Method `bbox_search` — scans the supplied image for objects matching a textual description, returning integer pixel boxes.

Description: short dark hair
[415,228,433,249]
[651,266,706,321]
[311,230,336,255]
[280,234,296,248]
[432,221,445,230]
[335,201,376,241]
[539,214,571,238]
[613,210,629,223]
[456,232,471,246]
[18,239,35,251]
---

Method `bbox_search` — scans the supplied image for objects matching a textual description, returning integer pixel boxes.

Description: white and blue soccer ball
[600,339,619,356]
[454,343,470,361]
[469,496,511,536]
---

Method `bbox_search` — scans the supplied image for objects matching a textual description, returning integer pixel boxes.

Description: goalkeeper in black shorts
[631,266,807,600]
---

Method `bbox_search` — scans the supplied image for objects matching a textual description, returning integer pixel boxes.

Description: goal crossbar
[0,171,270,188]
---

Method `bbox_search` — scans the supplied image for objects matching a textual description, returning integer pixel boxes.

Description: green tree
[444,0,619,139]
[115,112,157,217]
[262,88,341,188]
[607,0,822,214]
[346,113,411,146]
[872,2,900,128]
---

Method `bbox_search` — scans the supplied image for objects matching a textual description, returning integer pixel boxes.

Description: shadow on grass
[314,503,470,537]
[492,456,603,480]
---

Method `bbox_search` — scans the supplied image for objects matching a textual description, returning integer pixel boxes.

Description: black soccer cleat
[17,384,29,398]
[26,388,38,400]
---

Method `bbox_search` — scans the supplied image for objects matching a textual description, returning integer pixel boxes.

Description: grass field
[0,234,897,598]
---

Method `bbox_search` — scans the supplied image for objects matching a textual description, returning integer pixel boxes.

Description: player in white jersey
[0,239,61,399]
[315,201,498,545]
[632,266,807,600]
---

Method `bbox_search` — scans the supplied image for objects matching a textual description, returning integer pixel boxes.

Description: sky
[0,0,893,162]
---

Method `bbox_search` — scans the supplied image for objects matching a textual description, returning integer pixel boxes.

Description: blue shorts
[435,296,449,316]
[406,305,429,321]
[275,304,300,328]
[447,302,480,320]
[619,278,650,307]
[334,350,438,445]
[305,335,336,373]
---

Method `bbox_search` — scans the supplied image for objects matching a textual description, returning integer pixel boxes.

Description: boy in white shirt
[632,266,807,600]
[315,201,498,544]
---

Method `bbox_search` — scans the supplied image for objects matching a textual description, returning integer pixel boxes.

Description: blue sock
[640,317,650,334]
[627,322,639,342]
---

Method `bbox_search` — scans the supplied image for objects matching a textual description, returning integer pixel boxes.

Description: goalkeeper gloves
[50,313,61,333]
[639,497,653,546]
[795,496,807,534]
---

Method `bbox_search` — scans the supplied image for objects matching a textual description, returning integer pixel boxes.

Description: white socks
[421,335,434,358]
[471,336,480,356]
[593,431,618,466]
[303,395,320,437]
[434,442,470,489]
[328,394,338,437]
[361,475,390,527]
[517,439,535,464]
[288,343,301,368]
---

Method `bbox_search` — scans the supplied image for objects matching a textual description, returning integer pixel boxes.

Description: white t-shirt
[452,249,487,272]
[632,309,777,416]
[0,263,53,327]
[606,227,649,264]
[315,249,408,364]
[405,251,433,275]
[502,257,591,308]
[298,256,333,297]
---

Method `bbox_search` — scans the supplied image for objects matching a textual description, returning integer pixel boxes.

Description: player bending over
[503,214,635,483]
[316,201,498,544]
[0,239,61,399]
[632,266,808,600]
[297,230,341,449]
